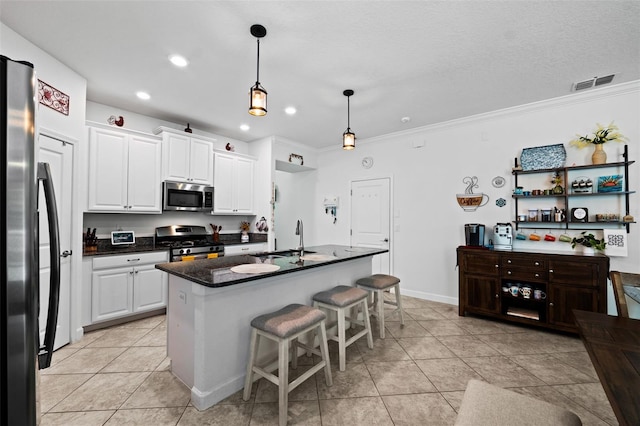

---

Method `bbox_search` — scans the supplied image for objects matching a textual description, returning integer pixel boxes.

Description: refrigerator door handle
[37,162,61,369]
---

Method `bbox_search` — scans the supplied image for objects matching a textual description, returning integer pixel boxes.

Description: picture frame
[597,175,623,193]
[111,231,135,245]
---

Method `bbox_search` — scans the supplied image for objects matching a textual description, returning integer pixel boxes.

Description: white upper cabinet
[87,126,162,213]
[156,127,214,185]
[213,151,255,214]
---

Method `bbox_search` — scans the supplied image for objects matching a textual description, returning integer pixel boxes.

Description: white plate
[230,264,281,274]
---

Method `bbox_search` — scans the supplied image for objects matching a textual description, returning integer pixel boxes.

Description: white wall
[313,82,640,304]
[274,169,318,251]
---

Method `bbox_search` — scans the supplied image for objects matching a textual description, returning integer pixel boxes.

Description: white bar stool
[356,274,405,338]
[312,285,374,371]
[242,303,332,426]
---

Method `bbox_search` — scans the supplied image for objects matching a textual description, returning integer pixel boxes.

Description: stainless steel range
[155,225,224,262]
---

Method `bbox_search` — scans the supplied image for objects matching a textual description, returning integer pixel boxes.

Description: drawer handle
[127,258,141,262]
[495,264,499,268]
[534,273,540,277]
[549,302,554,307]
[495,294,499,299]
[507,259,512,264]
[507,271,512,275]
[534,262,540,266]
[549,269,554,273]
[241,247,249,251]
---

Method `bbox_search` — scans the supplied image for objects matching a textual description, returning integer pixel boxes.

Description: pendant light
[249,24,267,116]
[342,89,355,150]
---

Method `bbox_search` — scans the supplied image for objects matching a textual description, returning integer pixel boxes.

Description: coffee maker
[493,223,513,250]
[464,224,485,246]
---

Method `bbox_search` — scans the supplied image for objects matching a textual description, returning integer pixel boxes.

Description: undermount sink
[251,249,316,258]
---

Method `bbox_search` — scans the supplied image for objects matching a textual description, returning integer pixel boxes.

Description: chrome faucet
[295,219,304,256]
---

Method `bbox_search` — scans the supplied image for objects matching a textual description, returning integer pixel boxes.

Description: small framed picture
[597,175,623,193]
[111,231,135,245]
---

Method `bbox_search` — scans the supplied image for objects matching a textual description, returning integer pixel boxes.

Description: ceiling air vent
[573,78,595,91]
[595,74,615,86]
[573,74,615,91]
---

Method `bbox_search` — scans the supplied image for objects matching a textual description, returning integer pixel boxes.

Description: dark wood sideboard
[457,247,609,333]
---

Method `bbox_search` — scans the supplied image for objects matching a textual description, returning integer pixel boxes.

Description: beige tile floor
[40,295,618,425]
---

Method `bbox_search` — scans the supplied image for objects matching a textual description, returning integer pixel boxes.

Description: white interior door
[350,178,391,275]
[38,134,73,350]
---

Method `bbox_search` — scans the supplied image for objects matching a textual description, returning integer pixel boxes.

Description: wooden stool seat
[313,285,373,371]
[243,304,332,426]
[356,274,405,338]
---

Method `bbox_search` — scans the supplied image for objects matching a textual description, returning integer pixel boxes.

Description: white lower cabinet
[90,251,168,323]
[224,243,268,256]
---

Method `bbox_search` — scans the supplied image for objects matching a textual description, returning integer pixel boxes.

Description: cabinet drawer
[461,252,500,276]
[225,243,268,256]
[549,260,599,287]
[93,251,168,270]
[502,267,548,282]
[501,256,546,270]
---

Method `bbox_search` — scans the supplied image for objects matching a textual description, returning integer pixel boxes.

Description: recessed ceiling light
[169,54,189,68]
[240,124,250,131]
[136,91,151,100]
[284,106,297,115]
[401,116,411,123]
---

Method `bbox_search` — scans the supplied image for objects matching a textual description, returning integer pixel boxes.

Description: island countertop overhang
[155,244,387,288]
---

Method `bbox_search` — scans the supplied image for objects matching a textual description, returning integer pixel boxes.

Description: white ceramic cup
[534,289,546,300]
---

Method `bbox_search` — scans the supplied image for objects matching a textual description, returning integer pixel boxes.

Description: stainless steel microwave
[162,181,214,212]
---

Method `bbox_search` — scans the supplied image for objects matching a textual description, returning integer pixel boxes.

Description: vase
[591,144,607,165]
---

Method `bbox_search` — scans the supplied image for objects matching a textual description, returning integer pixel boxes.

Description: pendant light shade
[342,89,355,150]
[249,24,267,116]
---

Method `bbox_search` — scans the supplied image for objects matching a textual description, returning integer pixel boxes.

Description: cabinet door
[548,285,599,330]
[163,133,191,182]
[462,275,501,314]
[87,127,129,211]
[213,153,236,213]
[128,135,162,212]
[234,157,254,214]
[188,137,213,185]
[91,267,133,322]
[132,264,167,313]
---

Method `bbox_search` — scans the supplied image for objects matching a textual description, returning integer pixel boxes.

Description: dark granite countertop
[83,237,163,257]
[83,233,269,257]
[155,245,387,288]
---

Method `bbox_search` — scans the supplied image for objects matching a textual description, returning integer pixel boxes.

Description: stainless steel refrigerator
[1,55,61,425]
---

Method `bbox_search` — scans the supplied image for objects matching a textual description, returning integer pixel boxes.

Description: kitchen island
[155,244,387,410]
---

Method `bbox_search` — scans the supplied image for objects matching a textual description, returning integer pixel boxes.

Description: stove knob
[179,249,185,255]
[186,249,191,254]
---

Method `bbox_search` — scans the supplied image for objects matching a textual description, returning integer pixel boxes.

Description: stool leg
[337,306,346,371]
[361,299,374,349]
[243,328,259,401]
[377,289,386,338]
[318,321,333,387]
[395,283,405,326]
[291,337,298,370]
[278,337,290,426]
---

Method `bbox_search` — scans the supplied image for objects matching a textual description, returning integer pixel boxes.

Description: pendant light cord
[347,94,351,130]
[256,38,260,84]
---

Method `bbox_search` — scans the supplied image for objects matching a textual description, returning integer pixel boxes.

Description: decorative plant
[570,232,606,251]
[569,122,628,148]
[240,221,251,232]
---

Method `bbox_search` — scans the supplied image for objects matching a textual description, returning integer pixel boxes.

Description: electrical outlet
[178,291,186,304]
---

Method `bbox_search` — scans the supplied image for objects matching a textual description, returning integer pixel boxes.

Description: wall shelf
[512,145,634,233]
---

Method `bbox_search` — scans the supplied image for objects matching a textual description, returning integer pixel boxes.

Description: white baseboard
[402,288,458,306]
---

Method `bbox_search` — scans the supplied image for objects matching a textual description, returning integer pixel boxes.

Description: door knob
[60,250,73,258]
[381,238,389,242]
